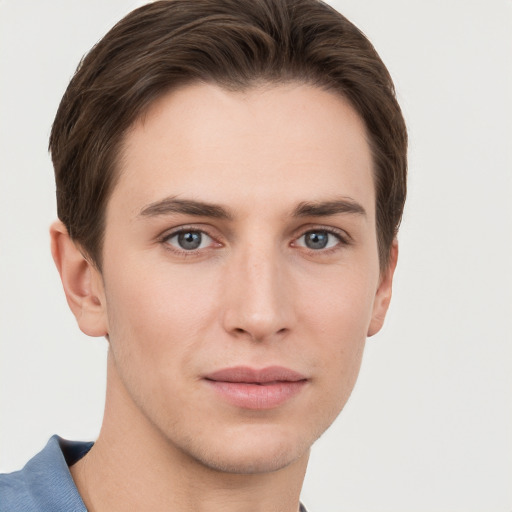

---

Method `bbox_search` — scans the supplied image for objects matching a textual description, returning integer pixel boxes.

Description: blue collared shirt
[0,436,91,511]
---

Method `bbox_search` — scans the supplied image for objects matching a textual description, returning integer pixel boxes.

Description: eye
[295,230,343,250]
[164,230,213,251]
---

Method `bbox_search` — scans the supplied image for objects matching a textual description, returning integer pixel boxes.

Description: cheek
[102,264,210,415]
[103,259,219,365]
[301,262,378,339]
[299,264,377,397]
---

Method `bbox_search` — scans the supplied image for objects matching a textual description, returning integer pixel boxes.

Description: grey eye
[177,231,203,250]
[304,231,329,249]
[166,230,212,251]
[295,230,341,251]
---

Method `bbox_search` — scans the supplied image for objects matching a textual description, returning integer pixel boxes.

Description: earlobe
[50,220,108,337]
[368,239,398,337]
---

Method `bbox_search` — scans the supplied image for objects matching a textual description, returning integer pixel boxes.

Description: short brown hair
[50,0,407,270]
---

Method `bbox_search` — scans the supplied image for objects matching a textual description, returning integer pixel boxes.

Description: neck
[70,354,308,512]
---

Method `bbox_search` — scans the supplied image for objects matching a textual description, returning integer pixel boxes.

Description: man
[0,0,406,510]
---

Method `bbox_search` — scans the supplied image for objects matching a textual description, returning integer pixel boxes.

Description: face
[88,83,395,474]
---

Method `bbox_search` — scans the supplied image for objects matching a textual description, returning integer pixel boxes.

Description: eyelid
[291,225,352,252]
[156,223,351,256]
[159,223,218,241]
[294,224,352,242]
[159,225,223,254]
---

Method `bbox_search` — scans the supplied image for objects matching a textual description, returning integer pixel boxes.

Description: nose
[221,242,295,342]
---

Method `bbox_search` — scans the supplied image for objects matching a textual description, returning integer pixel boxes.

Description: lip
[203,366,308,410]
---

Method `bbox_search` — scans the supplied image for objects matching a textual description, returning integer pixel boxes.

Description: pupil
[305,231,328,249]
[178,231,202,250]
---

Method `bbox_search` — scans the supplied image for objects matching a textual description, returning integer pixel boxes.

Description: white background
[1,1,511,511]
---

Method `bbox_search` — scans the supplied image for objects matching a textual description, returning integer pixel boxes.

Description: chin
[174,424,313,475]
[196,442,308,475]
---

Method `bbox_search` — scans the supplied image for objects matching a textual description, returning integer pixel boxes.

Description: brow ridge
[139,197,232,220]
[293,199,366,218]
[139,196,366,221]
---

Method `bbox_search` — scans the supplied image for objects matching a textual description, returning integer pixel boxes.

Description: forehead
[112,82,375,219]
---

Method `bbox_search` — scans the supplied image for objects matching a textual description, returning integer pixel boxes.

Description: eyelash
[293,227,351,255]
[158,225,351,257]
[159,226,220,258]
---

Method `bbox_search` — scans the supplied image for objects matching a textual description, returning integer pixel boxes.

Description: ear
[50,220,108,337]
[367,239,398,337]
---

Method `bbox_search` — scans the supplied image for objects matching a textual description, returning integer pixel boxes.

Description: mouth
[203,366,308,410]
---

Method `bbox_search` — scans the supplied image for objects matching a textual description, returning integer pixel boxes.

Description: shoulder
[0,436,92,512]
[0,467,38,512]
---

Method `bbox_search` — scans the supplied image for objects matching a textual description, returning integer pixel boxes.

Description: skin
[51,82,397,512]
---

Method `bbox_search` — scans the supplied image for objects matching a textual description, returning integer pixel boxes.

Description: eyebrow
[292,199,367,218]
[139,197,233,220]
[139,196,366,221]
